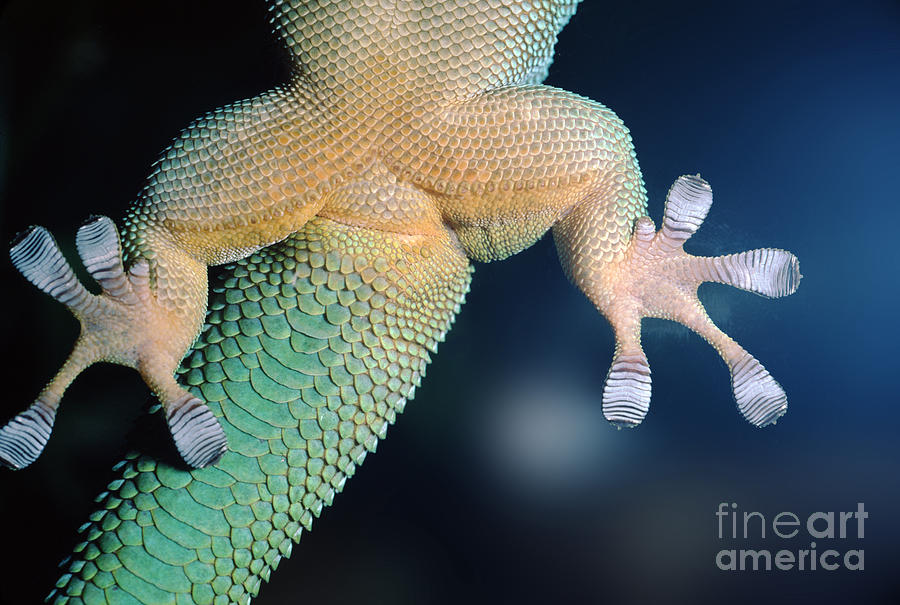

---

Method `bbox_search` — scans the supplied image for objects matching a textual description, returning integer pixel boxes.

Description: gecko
[1,1,800,603]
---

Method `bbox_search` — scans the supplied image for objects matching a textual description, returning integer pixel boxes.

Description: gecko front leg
[0,217,225,469]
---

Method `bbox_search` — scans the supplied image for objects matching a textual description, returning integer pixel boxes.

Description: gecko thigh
[384,85,644,261]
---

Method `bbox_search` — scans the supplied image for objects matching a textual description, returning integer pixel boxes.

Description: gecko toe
[731,353,788,427]
[76,216,136,301]
[10,226,92,311]
[602,351,652,427]
[0,400,56,470]
[166,395,228,468]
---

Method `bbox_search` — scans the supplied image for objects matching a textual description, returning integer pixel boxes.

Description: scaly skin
[47,217,471,604]
[0,1,801,603]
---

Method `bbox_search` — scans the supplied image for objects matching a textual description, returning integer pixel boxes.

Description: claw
[2,217,226,469]
[596,175,800,428]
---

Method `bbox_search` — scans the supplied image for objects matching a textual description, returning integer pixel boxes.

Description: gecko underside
[0,2,805,603]
[0,174,801,475]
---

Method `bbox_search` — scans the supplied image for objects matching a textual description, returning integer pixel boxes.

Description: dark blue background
[1,1,898,603]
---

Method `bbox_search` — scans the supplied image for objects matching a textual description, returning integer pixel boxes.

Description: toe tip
[732,354,788,427]
[0,402,56,470]
[167,397,228,469]
[602,353,652,428]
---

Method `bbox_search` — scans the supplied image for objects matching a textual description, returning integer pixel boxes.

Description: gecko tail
[0,400,56,469]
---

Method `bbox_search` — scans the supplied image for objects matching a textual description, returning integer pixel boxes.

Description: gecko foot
[598,175,801,428]
[0,217,226,469]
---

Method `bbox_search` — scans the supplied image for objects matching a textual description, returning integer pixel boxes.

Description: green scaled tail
[48,218,471,604]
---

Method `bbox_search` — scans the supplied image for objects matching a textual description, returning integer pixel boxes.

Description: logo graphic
[715,502,866,571]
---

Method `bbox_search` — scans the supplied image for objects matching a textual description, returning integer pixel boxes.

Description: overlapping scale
[49,218,470,604]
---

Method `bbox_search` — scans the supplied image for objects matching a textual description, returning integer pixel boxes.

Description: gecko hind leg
[599,175,801,428]
[0,217,226,469]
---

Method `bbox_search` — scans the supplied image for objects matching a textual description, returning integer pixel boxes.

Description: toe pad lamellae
[0,400,55,470]
[600,175,800,429]
[602,350,652,427]
[166,394,228,468]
